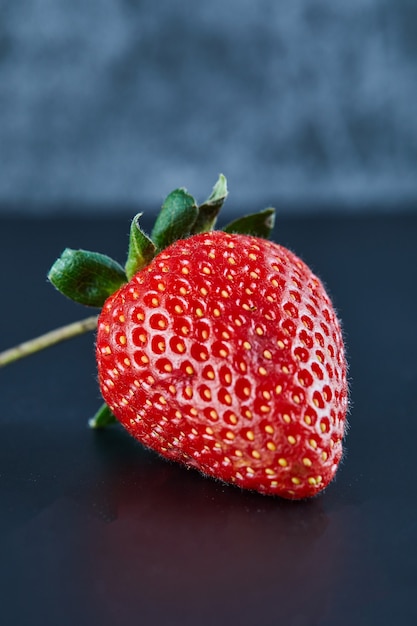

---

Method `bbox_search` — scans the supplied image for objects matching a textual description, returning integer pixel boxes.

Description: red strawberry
[96,230,348,499]
[0,175,348,499]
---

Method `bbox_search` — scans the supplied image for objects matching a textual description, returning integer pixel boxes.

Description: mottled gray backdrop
[1,0,416,215]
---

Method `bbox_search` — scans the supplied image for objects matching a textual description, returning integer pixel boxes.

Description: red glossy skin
[96,231,348,499]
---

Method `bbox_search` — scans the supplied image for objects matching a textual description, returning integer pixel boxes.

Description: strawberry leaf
[125,213,157,280]
[48,249,127,307]
[151,188,198,251]
[192,174,228,234]
[223,207,276,239]
[88,402,118,428]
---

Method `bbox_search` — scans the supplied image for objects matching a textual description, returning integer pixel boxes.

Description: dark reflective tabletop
[1,212,416,626]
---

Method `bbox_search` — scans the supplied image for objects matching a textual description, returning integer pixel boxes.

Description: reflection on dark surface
[89,430,334,624]
[0,421,350,626]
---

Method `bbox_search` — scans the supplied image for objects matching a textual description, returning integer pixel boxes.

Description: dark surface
[1,212,416,626]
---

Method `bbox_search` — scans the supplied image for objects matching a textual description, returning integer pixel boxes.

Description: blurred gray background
[0,0,416,215]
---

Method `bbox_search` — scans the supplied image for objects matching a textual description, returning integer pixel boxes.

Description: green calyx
[89,402,118,429]
[47,174,276,308]
[191,173,228,234]
[223,207,276,239]
[125,213,157,281]
[48,249,128,307]
[151,188,199,252]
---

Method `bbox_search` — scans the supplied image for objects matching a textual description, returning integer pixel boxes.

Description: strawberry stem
[0,315,99,367]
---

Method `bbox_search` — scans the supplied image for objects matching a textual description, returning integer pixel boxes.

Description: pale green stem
[0,315,99,367]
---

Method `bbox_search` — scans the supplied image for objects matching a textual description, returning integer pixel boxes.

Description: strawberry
[96,230,347,499]
[1,175,348,499]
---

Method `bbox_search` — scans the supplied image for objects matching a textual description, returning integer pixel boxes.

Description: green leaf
[48,249,127,307]
[151,188,198,251]
[88,402,118,429]
[223,207,276,239]
[191,174,228,234]
[125,213,157,280]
